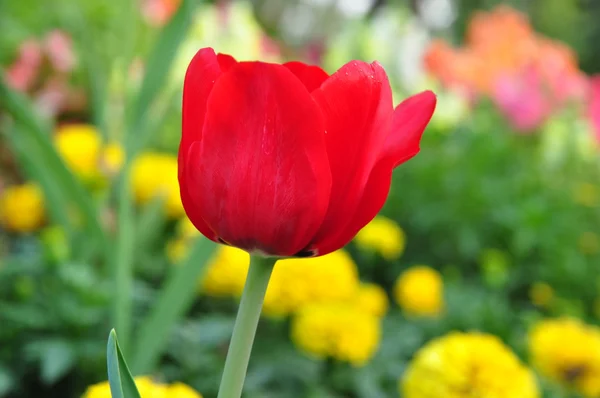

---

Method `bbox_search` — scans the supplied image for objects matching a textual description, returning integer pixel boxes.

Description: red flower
[179,48,436,257]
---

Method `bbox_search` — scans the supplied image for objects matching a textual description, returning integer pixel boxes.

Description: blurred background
[1,0,600,397]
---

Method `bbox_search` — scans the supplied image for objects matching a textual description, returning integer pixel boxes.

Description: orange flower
[424,5,587,100]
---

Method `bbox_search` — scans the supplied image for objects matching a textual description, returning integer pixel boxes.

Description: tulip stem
[217,255,276,398]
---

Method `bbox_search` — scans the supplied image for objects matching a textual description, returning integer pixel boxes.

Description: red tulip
[179,48,436,257]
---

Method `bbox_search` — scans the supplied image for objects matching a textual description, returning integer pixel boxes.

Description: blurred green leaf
[130,238,215,374]
[107,329,141,398]
[112,166,135,355]
[134,197,167,250]
[126,0,195,155]
[0,365,13,396]
[38,340,76,384]
[0,80,108,255]
[3,124,73,236]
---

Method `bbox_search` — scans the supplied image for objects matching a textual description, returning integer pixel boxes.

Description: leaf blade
[107,329,141,398]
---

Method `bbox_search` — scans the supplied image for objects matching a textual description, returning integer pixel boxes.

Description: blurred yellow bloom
[131,152,184,218]
[291,302,381,366]
[0,183,45,233]
[529,318,600,397]
[529,282,554,308]
[166,382,203,398]
[55,124,102,180]
[393,266,443,317]
[574,182,599,207]
[100,142,125,176]
[82,377,202,398]
[354,216,405,260]
[579,231,600,255]
[352,282,389,318]
[166,218,201,264]
[264,250,360,316]
[202,246,250,297]
[402,332,539,398]
[201,247,360,317]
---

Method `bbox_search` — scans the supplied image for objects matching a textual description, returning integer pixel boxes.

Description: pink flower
[44,30,76,73]
[589,76,600,143]
[493,67,552,132]
[141,0,180,26]
[4,40,42,91]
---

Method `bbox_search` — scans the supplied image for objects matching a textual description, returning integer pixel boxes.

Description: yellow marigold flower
[82,376,164,398]
[263,250,360,316]
[81,377,202,398]
[529,318,600,397]
[353,282,389,318]
[402,332,539,398]
[55,124,102,180]
[201,247,360,317]
[291,302,381,366]
[166,382,203,398]
[131,152,184,218]
[393,266,443,317]
[529,282,554,308]
[354,216,405,260]
[100,142,125,176]
[201,246,249,297]
[0,183,45,233]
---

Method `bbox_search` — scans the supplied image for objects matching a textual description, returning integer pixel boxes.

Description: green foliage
[1,0,600,397]
[107,330,141,398]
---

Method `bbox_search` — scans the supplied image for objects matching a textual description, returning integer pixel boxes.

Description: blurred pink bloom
[493,67,552,132]
[589,76,600,143]
[142,0,180,26]
[4,40,43,91]
[44,30,76,73]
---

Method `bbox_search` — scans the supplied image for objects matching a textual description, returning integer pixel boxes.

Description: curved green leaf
[107,330,141,398]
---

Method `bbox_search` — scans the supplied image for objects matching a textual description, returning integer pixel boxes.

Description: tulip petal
[316,161,392,256]
[180,47,223,155]
[217,53,237,71]
[310,60,393,246]
[315,91,436,255]
[186,62,331,256]
[179,47,224,241]
[283,61,329,92]
[382,90,437,166]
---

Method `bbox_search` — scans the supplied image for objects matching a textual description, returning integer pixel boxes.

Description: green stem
[217,255,276,398]
[113,164,134,355]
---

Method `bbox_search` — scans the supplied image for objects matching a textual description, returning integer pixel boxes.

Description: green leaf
[38,340,76,384]
[3,124,74,236]
[112,166,135,354]
[130,238,215,373]
[0,365,14,396]
[126,0,195,156]
[107,329,141,398]
[0,80,108,255]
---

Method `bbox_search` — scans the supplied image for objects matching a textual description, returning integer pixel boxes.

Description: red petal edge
[314,90,437,255]
[283,61,330,92]
[309,60,394,247]
[179,47,224,241]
